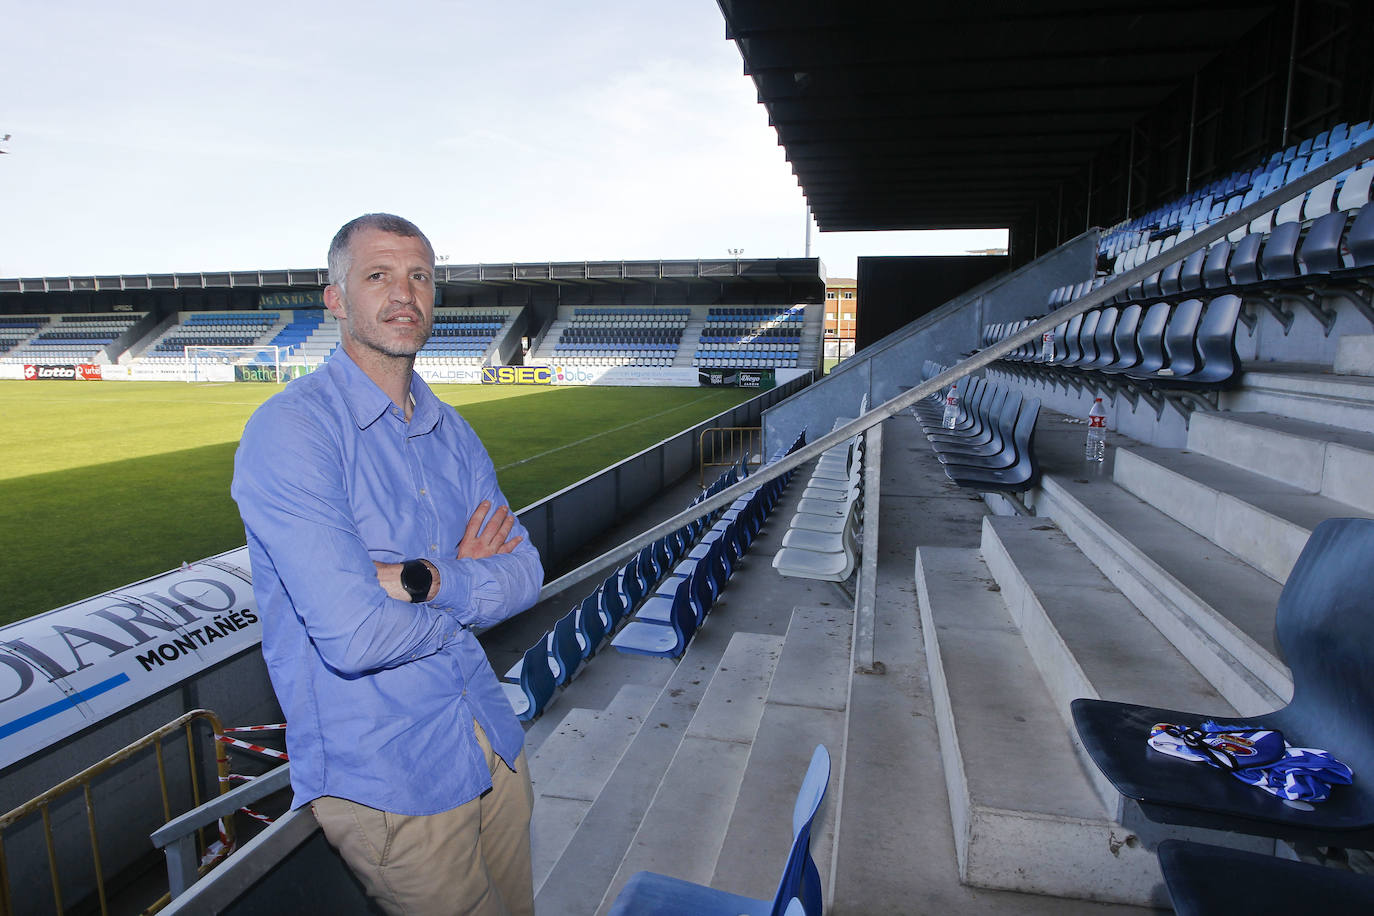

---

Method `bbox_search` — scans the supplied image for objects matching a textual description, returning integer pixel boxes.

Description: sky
[0,1,1006,282]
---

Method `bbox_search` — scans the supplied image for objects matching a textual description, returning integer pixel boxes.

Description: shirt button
[419,488,427,495]
[430,544,438,551]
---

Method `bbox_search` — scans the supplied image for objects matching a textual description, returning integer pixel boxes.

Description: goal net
[184,344,295,382]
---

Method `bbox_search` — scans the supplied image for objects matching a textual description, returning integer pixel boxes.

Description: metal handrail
[698,425,762,486]
[0,709,231,916]
[534,135,1374,608]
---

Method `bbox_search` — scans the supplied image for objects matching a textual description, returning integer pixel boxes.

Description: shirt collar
[327,349,441,435]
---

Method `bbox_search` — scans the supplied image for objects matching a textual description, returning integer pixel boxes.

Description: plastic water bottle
[942,384,960,428]
[1085,397,1107,462]
[1041,330,1055,362]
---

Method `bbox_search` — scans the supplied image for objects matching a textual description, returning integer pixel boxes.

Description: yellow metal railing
[699,426,762,487]
[0,709,232,916]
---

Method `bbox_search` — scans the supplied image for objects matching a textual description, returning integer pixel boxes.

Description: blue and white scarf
[1148,720,1353,803]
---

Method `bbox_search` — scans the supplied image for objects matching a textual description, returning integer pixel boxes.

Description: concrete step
[709,606,851,905]
[1113,444,1370,583]
[1187,410,1374,514]
[529,685,661,894]
[914,546,1167,906]
[1225,365,1374,434]
[979,515,1235,811]
[1034,472,1289,715]
[532,625,746,916]
[594,631,783,914]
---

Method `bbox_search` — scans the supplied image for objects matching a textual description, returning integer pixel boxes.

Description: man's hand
[457,500,523,559]
[370,502,520,602]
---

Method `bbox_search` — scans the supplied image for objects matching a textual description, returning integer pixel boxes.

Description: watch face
[402,561,432,601]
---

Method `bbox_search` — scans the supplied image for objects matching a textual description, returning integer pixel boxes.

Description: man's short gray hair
[327,213,435,291]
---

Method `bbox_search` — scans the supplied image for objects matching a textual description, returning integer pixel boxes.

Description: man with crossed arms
[233,213,542,915]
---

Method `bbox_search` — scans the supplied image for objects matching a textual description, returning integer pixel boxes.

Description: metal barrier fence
[0,709,232,916]
[698,426,762,486]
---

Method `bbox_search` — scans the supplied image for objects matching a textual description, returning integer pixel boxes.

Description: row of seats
[1102,121,1374,261]
[705,306,805,323]
[694,352,800,369]
[989,295,1244,390]
[611,432,807,659]
[773,421,864,581]
[1071,516,1374,913]
[182,312,278,326]
[914,367,1041,492]
[693,306,808,369]
[500,453,797,722]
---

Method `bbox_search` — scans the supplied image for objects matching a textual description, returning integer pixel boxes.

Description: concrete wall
[764,234,1098,455]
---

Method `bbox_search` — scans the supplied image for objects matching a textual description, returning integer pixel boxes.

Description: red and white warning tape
[216,734,289,761]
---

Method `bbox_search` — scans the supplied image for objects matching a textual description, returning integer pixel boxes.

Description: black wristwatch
[400,560,433,603]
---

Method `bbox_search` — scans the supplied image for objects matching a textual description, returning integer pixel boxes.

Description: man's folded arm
[427,425,543,628]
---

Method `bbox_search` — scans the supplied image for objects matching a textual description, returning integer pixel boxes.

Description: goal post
[184,344,288,383]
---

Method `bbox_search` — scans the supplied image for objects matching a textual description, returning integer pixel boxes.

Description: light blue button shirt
[232,350,542,815]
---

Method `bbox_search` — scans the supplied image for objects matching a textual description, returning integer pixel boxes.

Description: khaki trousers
[312,722,534,916]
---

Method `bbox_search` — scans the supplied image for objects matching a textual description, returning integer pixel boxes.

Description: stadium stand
[693,306,805,368]
[148,312,279,358]
[546,307,688,367]
[417,308,520,365]
[529,304,820,371]
[0,312,143,364]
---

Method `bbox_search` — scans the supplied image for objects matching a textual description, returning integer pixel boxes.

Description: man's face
[325,228,435,361]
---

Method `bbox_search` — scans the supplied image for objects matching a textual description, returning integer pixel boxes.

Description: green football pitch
[0,380,755,624]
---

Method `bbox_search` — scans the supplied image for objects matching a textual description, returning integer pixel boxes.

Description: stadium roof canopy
[0,258,822,297]
[719,0,1278,232]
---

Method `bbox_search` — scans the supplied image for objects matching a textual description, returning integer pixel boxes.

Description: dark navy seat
[549,607,583,686]
[1082,306,1119,371]
[1153,298,1204,380]
[1071,518,1374,849]
[1101,303,1143,373]
[612,567,697,659]
[1131,301,1173,376]
[934,390,1023,467]
[941,398,1040,492]
[501,634,557,722]
[1201,240,1234,289]
[607,745,830,916]
[1157,840,1374,915]
[576,593,607,660]
[1227,232,1265,285]
[1151,295,1243,388]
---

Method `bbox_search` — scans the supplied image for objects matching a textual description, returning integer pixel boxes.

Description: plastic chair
[611,575,697,659]
[621,555,646,611]
[943,398,1041,493]
[500,634,557,722]
[1082,306,1120,371]
[600,574,628,631]
[1157,840,1374,915]
[1101,303,1143,374]
[1071,518,1374,848]
[607,745,830,916]
[1123,302,1173,379]
[1152,295,1242,388]
[576,593,607,660]
[549,607,582,686]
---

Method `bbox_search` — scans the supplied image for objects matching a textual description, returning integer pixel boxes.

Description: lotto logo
[23,365,37,380]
